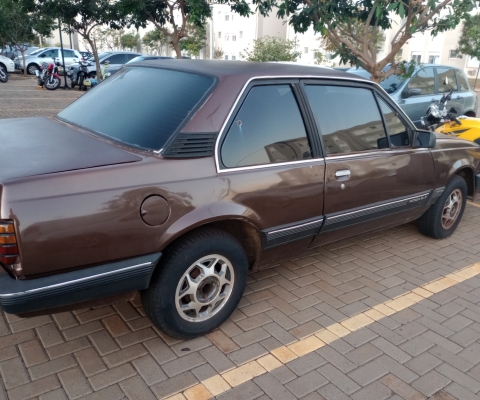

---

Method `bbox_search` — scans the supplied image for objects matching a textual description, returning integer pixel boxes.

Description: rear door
[60,49,79,66]
[454,69,475,116]
[301,81,436,247]
[436,67,465,115]
[399,67,437,126]
[217,80,326,249]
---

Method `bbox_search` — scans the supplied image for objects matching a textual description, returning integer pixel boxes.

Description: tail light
[0,220,20,267]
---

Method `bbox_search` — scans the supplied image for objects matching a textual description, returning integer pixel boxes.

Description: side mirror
[414,130,436,148]
[404,88,422,98]
[39,54,45,58]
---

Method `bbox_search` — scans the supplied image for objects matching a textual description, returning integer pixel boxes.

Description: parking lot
[2,76,480,400]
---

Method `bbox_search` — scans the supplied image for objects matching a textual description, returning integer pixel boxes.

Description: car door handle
[335,169,350,179]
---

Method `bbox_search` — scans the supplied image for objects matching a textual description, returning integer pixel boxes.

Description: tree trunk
[21,50,27,76]
[87,37,102,83]
[369,67,383,83]
[171,38,182,58]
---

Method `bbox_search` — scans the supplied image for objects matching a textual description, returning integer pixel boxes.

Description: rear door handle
[335,169,350,179]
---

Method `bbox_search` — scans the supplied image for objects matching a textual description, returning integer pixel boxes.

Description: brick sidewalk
[1,78,480,400]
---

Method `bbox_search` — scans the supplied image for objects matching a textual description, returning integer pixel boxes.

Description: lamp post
[58,17,70,89]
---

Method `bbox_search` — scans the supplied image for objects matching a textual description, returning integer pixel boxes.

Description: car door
[218,80,326,250]
[398,67,437,126]
[60,49,79,66]
[102,54,127,74]
[455,69,476,115]
[436,67,465,115]
[301,81,436,247]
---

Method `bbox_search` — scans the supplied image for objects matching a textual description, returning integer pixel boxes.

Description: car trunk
[0,117,141,183]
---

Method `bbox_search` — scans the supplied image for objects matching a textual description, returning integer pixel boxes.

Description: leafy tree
[0,0,54,74]
[457,13,480,88]
[214,47,224,59]
[120,0,251,58]
[36,0,127,81]
[143,29,168,54]
[120,32,139,50]
[179,23,207,57]
[253,0,477,82]
[241,36,301,62]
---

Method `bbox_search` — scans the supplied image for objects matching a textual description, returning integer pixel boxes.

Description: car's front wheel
[27,63,39,75]
[418,175,467,239]
[142,228,248,339]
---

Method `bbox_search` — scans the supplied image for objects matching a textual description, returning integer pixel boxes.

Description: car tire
[418,175,467,239]
[142,228,248,339]
[27,63,39,75]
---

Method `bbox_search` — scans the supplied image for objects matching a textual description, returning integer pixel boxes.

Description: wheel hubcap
[442,189,462,229]
[175,255,234,322]
[28,65,36,74]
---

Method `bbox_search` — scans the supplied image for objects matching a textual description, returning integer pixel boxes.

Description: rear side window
[58,67,215,150]
[62,50,76,58]
[437,67,458,93]
[221,85,312,168]
[407,68,435,95]
[456,70,471,91]
[304,85,388,155]
[104,54,125,64]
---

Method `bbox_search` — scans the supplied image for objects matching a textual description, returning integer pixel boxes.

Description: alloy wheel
[441,189,462,229]
[27,64,38,75]
[175,254,234,322]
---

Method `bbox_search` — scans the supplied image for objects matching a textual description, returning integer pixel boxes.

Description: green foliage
[241,36,301,62]
[120,32,139,50]
[457,14,480,61]
[179,23,207,57]
[214,48,224,59]
[142,29,168,54]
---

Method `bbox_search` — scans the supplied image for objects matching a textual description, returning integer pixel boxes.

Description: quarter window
[221,85,312,168]
[437,67,458,93]
[407,68,435,95]
[304,85,388,155]
[377,97,410,147]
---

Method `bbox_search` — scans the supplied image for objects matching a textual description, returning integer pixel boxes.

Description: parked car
[0,61,479,338]
[1,45,39,61]
[68,51,142,77]
[346,64,478,126]
[126,55,173,65]
[0,55,15,73]
[14,47,82,75]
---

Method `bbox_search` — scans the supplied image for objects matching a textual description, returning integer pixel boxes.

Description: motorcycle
[35,59,61,90]
[0,65,8,83]
[421,88,480,145]
[66,60,92,90]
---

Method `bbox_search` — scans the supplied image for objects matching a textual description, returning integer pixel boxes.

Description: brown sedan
[1,61,479,338]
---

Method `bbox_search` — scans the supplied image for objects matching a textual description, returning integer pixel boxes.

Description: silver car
[346,64,477,126]
[14,47,82,75]
[67,51,142,77]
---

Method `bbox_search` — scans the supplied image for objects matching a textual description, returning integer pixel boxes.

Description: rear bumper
[0,253,161,314]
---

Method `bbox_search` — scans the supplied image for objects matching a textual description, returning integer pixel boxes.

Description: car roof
[129,59,365,81]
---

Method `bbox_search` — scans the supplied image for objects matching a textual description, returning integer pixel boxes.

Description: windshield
[97,52,111,60]
[28,48,45,56]
[379,74,406,94]
[58,67,216,150]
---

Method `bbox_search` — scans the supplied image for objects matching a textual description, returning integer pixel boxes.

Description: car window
[377,97,410,147]
[58,67,215,150]
[41,49,58,58]
[125,54,138,62]
[126,56,145,64]
[407,68,435,95]
[221,85,312,168]
[437,67,458,93]
[104,54,126,64]
[304,85,388,155]
[62,50,76,58]
[456,70,471,91]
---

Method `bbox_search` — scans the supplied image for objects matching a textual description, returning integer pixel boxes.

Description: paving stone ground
[2,76,480,400]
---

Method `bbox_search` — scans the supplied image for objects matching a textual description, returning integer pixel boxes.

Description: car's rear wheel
[418,175,467,239]
[142,228,248,339]
[27,63,39,75]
